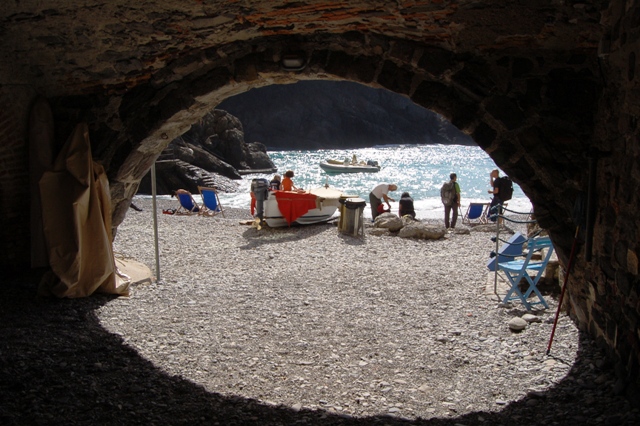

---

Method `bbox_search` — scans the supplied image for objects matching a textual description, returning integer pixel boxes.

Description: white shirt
[371,183,390,199]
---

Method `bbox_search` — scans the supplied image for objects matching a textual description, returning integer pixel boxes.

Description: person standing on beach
[370,183,397,220]
[441,173,461,229]
[488,169,503,222]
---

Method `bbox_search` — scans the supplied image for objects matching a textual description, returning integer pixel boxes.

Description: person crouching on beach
[282,170,301,191]
[399,191,416,219]
[370,183,397,220]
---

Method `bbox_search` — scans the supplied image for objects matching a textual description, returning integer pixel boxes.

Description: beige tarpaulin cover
[38,123,130,298]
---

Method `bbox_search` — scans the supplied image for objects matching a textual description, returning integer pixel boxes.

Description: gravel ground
[1,196,638,425]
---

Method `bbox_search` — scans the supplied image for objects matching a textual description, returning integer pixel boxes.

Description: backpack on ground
[440,181,456,206]
[498,176,513,201]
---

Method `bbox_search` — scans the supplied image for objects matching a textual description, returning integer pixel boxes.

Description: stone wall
[568,0,640,387]
[0,86,36,272]
[0,0,638,387]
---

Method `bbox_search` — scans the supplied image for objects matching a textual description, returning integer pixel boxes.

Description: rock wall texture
[137,109,276,195]
[217,80,474,149]
[0,0,639,387]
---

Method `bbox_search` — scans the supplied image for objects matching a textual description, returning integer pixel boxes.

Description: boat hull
[319,162,380,174]
[263,187,344,227]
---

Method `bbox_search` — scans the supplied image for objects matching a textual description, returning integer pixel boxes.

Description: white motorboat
[319,158,380,174]
[263,186,347,227]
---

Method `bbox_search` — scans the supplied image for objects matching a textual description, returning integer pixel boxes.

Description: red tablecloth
[274,191,318,225]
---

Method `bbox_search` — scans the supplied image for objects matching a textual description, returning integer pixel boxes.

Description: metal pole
[151,162,161,282]
[547,226,580,355]
[493,205,500,296]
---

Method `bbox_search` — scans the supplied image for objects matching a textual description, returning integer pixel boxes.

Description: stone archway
[2,1,638,386]
[53,34,600,269]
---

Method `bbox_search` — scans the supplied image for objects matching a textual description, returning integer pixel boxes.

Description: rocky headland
[138,110,276,196]
[138,82,475,197]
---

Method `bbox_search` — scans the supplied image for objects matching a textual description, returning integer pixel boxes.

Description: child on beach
[282,170,302,191]
[269,174,282,191]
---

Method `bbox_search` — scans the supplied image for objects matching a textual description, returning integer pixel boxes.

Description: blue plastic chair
[497,236,554,310]
[462,202,489,225]
[175,190,200,214]
[198,186,225,217]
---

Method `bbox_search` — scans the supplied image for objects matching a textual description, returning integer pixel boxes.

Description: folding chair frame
[498,236,554,310]
[198,186,225,217]
[175,190,200,215]
[462,202,490,225]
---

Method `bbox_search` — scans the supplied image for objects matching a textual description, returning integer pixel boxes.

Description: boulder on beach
[397,222,446,240]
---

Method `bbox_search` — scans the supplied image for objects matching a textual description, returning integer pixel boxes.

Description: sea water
[215,144,532,220]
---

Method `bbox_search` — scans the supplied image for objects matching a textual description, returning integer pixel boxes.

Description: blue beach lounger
[462,202,489,225]
[198,186,225,217]
[174,190,200,214]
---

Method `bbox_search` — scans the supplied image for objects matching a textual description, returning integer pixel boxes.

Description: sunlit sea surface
[159,144,532,220]
[214,145,531,219]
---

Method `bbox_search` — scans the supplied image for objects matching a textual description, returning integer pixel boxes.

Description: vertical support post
[585,155,597,262]
[493,203,501,296]
[151,162,161,282]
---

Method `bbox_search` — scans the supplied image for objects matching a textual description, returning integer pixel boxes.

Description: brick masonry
[0,0,638,387]
[0,86,35,273]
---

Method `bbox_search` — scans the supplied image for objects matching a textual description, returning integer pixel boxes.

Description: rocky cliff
[138,110,276,195]
[140,83,473,195]
[217,81,474,150]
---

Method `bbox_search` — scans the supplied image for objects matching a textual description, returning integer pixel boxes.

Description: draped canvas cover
[273,191,319,225]
[38,123,129,297]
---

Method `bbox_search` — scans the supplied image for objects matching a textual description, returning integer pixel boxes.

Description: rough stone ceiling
[1,1,605,97]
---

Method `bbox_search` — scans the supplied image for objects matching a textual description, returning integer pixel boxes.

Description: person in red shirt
[282,170,301,191]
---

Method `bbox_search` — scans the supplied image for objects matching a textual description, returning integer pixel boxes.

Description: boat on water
[319,158,381,174]
[263,186,349,227]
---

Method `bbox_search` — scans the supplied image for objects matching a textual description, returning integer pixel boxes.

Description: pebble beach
[3,196,636,425]
[97,196,640,424]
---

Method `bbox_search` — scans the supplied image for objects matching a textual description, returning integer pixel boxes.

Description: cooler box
[338,197,366,236]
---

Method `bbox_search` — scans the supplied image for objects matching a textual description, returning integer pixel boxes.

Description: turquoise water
[217,144,531,219]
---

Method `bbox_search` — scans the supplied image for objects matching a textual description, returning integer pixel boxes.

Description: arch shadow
[1,275,633,426]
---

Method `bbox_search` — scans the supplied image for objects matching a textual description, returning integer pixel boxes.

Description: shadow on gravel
[1,274,636,426]
[239,223,333,249]
[336,234,367,247]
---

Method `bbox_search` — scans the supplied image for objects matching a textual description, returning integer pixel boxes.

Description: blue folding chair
[198,186,225,217]
[497,235,554,310]
[462,202,489,225]
[174,190,200,214]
